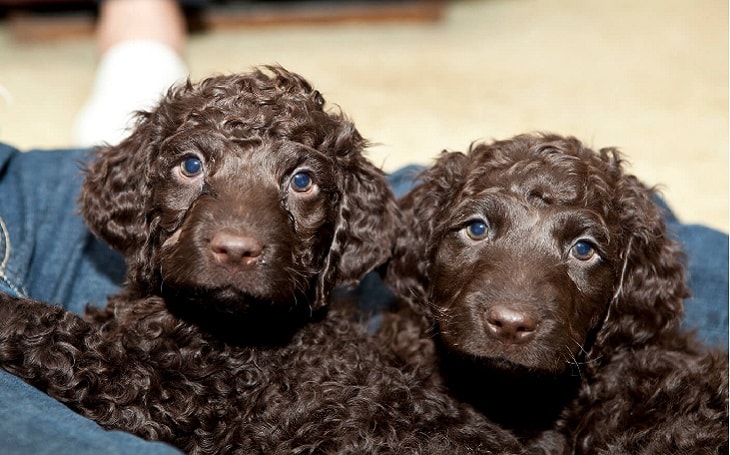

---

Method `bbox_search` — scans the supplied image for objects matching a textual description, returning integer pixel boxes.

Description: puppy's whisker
[562,344,585,378]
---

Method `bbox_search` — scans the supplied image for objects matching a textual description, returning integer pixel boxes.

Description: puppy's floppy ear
[593,148,688,351]
[78,112,158,260]
[336,158,399,284]
[385,150,469,317]
[312,123,400,309]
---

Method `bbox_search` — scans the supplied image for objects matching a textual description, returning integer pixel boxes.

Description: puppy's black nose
[485,305,537,345]
[210,232,262,269]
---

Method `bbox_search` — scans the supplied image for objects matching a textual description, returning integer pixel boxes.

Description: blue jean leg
[0,145,179,455]
[0,145,125,310]
[670,222,729,347]
[0,370,181,455]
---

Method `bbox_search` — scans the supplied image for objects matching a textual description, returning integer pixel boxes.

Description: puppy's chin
[159,283,320,346]
[161,283,309,316]
[437,332,571,376]
[477,355,560,376]
[203,287,294,314]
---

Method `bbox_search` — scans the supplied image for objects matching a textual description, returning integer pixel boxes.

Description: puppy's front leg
[0,293,95,383]
[0,293,140,430]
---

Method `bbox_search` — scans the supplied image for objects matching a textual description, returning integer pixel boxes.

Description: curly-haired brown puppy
[385,133,729,454]
[0,66,525,454]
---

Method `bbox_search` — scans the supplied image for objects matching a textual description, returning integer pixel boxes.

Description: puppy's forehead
[463,141,605,208]
[465,158,586,207]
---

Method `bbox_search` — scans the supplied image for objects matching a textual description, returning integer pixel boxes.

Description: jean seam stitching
[0,216,9,271]
[0,216,26,297]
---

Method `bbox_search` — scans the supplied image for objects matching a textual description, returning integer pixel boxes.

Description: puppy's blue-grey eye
[180,157,203,177]
[465,220,488,240]
[570,240,596,261]
[290,172,313,192]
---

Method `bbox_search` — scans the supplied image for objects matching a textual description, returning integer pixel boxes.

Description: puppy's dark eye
[180,157,203,177]
[465,220,489,240]
[290,172,313,192]
[570,240,596,261]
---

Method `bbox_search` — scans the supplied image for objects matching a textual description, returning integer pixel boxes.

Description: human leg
[73,0,189,147]
[0,145,125,312]
[671,223,729,347]
[0,144,181,454]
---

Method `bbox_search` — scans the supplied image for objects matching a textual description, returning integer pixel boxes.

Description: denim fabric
[0,145,125,312]
[0,371,179,455]
[0,149,726,453]
[670,222,729,347]
[0,145,178,454]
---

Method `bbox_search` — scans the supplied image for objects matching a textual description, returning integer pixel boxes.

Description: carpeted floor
[0,0,727,232]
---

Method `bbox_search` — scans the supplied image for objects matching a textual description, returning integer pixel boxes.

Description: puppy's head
[387,133,687,374]
[80,66,398,312]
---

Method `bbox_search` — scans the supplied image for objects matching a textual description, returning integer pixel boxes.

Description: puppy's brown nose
[210,232,262,269]
[485,305,537,345]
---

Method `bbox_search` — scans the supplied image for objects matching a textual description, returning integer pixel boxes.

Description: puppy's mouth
[158,227,312,309]
[437,322,571,375]
[161,282,309,315]
[161,282,319,346]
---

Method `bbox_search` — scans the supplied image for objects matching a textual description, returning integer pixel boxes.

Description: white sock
[73,39,188,147]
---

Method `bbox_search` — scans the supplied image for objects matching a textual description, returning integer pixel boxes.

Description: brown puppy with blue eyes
[0,67,525,454]
[385,133,728,454]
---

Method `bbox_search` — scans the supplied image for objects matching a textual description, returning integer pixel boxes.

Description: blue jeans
[0,145,179,455]
[0,148,727,454]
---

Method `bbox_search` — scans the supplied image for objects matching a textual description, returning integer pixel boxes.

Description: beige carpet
[0,0,727,232]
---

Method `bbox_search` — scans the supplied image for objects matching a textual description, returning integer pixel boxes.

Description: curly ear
[384,150,469,318]
[314,152,400,308]
[78,114,157,260]
[593,150,688,352]
[336,157,400,284]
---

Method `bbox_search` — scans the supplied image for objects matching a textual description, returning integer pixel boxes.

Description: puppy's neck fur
[435,339,580,439]
[164,288,327,347]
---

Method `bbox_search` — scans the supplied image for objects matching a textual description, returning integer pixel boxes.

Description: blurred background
[0,0,727,232]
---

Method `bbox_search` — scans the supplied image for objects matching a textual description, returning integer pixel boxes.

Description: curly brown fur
[385,133,729,454]
[0,67,524,454]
